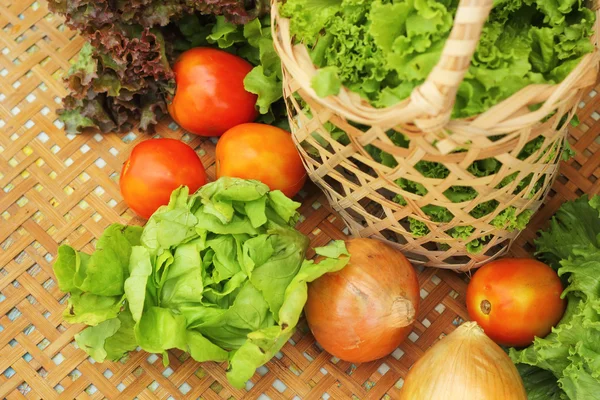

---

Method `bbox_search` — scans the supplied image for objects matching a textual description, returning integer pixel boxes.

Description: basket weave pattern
[274,0,600,270]
[1,0,600,398]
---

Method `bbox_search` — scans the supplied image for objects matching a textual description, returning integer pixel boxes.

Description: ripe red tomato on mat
[466,258,566,347]
[168,47,258,136]
[120,138,206,219]
[215,123,307,198]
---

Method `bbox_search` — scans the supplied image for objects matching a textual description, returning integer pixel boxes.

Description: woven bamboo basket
[273,0,600,270]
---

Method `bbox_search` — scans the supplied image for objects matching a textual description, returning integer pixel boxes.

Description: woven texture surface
[273,2,600,270]
[0,1,599,399]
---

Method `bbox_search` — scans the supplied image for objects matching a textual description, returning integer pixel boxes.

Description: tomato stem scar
[481,299,492,315]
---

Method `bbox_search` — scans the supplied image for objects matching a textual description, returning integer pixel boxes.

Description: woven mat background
[0,1,599,399]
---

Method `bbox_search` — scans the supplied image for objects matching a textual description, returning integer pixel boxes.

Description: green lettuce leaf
[315,240,350,258]
[124,246,154,322]
[75,318,121,362]
[516,364,566,400]
[227,242,349,387]
[54,224,142,327]
[135,306,189,355]
[311,67,342,97]
[75,308,138,362]
[64,292,124,326]
[54,246,82,293]
[249,225,309,318]
[187,330,229,362]
[244,66,283,114]
[160,242,205,307]
[104,310,138,361]
[55,224,142,297]
[535,195,600,268]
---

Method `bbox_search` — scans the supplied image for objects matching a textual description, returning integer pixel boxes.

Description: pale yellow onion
[399,322,527,400]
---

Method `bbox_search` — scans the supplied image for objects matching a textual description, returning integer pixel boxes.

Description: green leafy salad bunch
[53,178,349,388]
[511,195,600,399]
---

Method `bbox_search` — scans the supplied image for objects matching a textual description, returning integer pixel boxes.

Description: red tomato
[466,258,566,347]
[120,138,206,219]
[215,123,307,198]
[168,47,258,136]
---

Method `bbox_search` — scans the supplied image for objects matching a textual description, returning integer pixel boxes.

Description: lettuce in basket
[281,0,595,117]
[53,178,349,388]
[510,195,600,400]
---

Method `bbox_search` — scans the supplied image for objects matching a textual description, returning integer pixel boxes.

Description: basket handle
[412,0,494,131]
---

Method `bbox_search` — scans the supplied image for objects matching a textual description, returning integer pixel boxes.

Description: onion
[399,322,527,400]
[304,238,420,363]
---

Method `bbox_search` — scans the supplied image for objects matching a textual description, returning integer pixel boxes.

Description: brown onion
[304,238,420,363]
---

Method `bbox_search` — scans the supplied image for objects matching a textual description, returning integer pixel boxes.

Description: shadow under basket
[272,0,600,271]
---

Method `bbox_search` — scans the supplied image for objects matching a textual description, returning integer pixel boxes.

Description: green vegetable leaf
[314,240,349,258]
[75,308,138,363]
[267,190,301,225]
[54,245,81,292]
[249,226,309,317]
[278,246,349,328]
[227,326,292,388]
[516,364,565,400]
[562,140,576,161]
[491,207,533,231]
[124,246,153,322]
[369,1,410,52]
[104,310,138,361]
[558,247,600,300]
[245,196,268,228]
[60,109,97,135]
[64,291,124,326]
[207,16,245,48]
[244,66,283,114]
[135,307,188,354]
[186,330,229,362]
[311,67,342,98]
[155,208,199,249]
[208,236,241,283]
[529,27,558,74]
[535,195,600,268]
[242,235,275,275]
[242,17,281,77]
[78,224,143,296]
[227,240,349,387]
[75,318,121,362]
[160,242,204,307]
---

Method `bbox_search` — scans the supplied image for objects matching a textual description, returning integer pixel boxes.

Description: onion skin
[304,238,420,363]
[399,322,527,400]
